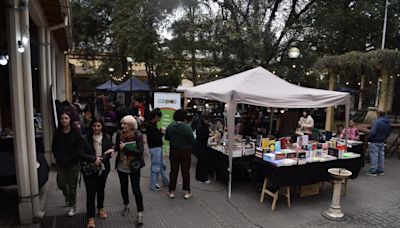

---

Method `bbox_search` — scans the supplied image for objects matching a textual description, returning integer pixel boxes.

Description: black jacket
[114,131,145,170]
[52,129,84,167]
[146,122,163,148]
[196,120,210,145]
[80,133,113,174]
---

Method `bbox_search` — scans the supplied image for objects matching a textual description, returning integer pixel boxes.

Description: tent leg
[269,108,274,136]
[345,104,350,146]
[227,101,236,198]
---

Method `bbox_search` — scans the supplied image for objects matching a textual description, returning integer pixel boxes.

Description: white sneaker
[68,207,76,217]
[168,192,175,199]
[137,212,143,225]
[184,192,192,199]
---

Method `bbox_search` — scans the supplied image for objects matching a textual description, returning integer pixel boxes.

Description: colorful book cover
[256,135,263,148]
[269,140,276,152]
[275,141,281,152]
[279,137,287,149]
[262,138,269,150]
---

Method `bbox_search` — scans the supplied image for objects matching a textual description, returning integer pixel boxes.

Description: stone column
[6,0,33,223]
[378,72,389,112]
[358,75,365,110]
[39,27,52,165]
[20,0,42,221]
[386,75,395,112]
[325,74,336,131]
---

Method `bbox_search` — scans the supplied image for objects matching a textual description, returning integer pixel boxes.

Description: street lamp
[108,67,114,88]
[288,47,300,59]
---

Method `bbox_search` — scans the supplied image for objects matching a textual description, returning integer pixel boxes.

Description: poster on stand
[154,92,181,154]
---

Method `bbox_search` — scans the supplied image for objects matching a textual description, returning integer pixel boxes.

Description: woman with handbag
[52,111,84,217]
[80,117,114,228]
[115,115,145,225]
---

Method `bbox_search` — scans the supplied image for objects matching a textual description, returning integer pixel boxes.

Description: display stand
[322,168,352,221]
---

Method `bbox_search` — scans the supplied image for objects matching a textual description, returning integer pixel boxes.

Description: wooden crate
[298,182,322,197]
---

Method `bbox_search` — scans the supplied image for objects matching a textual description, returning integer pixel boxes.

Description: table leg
[260,177,267,203]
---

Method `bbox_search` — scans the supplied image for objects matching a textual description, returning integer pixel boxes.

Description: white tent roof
[184,66,350,108]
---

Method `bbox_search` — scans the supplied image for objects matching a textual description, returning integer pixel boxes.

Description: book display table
[209,146,254,182]
[254,157,362,210]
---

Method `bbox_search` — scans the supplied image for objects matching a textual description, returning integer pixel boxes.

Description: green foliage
[71,0,400,91]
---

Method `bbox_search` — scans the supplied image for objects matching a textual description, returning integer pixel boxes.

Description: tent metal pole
[227,101,236,198]
[269,108,274,136]
[345,102,350,147]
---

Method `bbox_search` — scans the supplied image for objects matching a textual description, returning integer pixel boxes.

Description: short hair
[173,109,187,121]
[121,115,138,129]
[149,108,162,120]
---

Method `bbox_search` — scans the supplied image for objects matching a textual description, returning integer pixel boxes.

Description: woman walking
[80,117,114,228]
[115,115,145,225]
[165,109,195,199]
[52,112,84,217]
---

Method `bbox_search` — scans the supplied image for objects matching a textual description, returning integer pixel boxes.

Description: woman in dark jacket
[195,114,212,184]
[52,111,84,217]
[80,117,114,228]
[165,109,195,199]
[115,115,145,225]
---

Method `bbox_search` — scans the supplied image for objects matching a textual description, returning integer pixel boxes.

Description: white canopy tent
[184,66,351,198]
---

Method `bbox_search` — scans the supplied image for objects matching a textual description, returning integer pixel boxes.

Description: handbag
[81,162,100,176]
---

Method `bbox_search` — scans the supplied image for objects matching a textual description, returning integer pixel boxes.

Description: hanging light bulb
[22,36,29,45]
[17,41,25,53]
[0,52,8,66]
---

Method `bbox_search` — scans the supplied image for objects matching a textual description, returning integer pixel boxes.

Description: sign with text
[154,92,181,154]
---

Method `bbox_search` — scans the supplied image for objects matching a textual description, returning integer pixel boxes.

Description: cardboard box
[298,183,322,197]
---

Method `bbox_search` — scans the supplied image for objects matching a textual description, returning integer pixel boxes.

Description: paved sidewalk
[2,147,400,227]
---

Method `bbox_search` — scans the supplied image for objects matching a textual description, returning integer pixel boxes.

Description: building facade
[0,0,72,224]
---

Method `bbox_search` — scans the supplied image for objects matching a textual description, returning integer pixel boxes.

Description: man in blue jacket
[366,111,391,176]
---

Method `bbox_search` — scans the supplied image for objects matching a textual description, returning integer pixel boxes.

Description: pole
[20,0,44,220]
[269,108,274,136]
[227,101,236,198]
[345,102,350,148]
[7,0,33,223]
[381,0,388,50]
[375,0,389,107]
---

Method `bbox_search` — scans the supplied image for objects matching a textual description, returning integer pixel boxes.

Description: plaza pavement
[1,134,400,228]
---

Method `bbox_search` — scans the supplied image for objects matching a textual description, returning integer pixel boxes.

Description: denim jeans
[369,142,385,173]
[149,147,169,190]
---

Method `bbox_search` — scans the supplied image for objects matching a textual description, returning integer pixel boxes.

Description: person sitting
[339,119,360,140]
[296,110,314,136]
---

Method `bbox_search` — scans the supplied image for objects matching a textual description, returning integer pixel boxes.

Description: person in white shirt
[296,110,314,136]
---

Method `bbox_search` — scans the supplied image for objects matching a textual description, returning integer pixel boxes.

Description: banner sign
[153,92,181,154]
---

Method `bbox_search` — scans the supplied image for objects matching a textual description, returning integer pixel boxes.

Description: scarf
[119,130,136,164]
[93,133,103,157]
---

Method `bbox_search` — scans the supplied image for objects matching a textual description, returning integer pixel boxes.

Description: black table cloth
[253,157,362,191]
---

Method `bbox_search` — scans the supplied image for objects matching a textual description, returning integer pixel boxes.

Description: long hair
[88,116,107,137]
[56,111,73,132]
